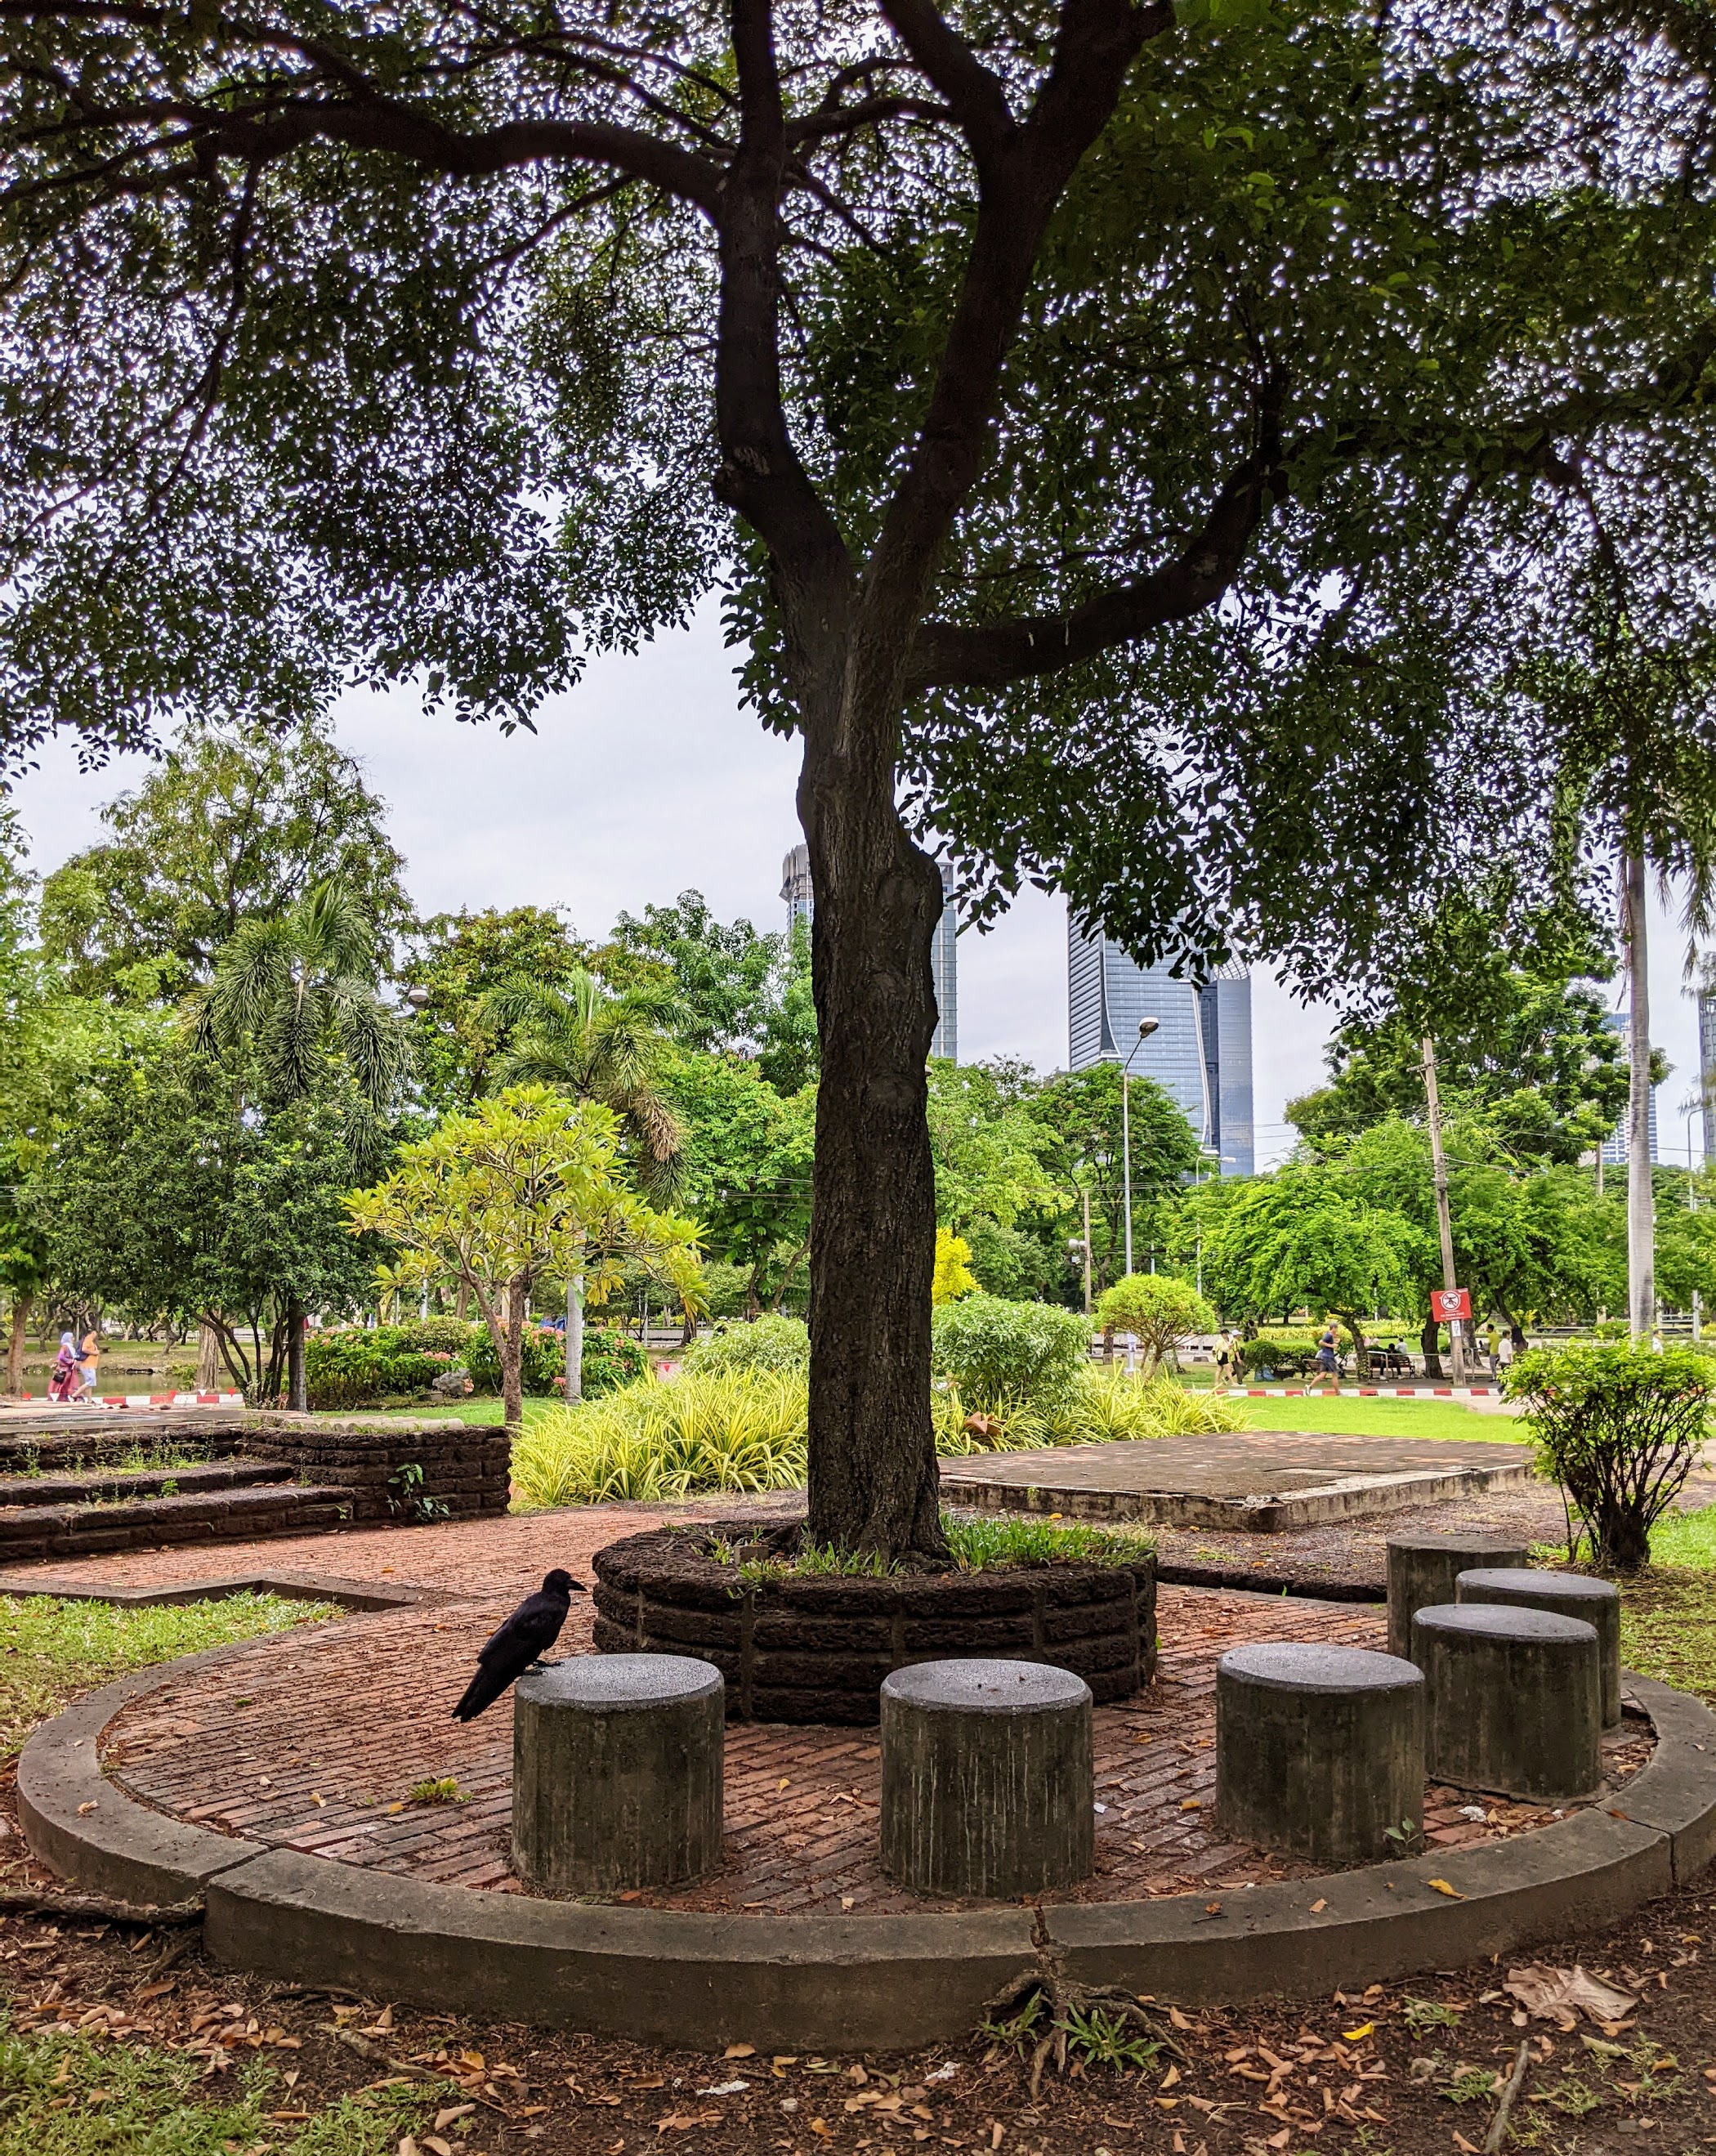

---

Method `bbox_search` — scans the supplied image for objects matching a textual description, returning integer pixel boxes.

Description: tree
[45,1051,378,1398]
[1030,1065,1200,1290]
[402,906,596,1117]
[347,1088,701,1428]
[1287,944,1633,1166]
[664,1051,818,1317]
[193,878,413,1408]
[7,2,1716,1556]
[38,722,411,1000]
[1200,1161,1428,1375]
[927,1059,1063,1235]
[1093,1275,1214,1377]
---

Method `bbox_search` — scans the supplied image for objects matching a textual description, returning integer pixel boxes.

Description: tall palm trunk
[1624,852,1656,1339]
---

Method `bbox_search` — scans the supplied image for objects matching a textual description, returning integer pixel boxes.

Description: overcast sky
[6,599,1706,1168]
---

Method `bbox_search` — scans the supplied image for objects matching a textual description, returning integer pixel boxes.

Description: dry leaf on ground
[1503,1965,1640,2029]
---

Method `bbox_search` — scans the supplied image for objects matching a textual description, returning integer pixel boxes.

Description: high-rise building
[1600,1009,1659,1165]
[781,843,958,1060]
[1067,923,1254,1176]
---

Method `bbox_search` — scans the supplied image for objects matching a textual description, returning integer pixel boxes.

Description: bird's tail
[451,1666,511,1722]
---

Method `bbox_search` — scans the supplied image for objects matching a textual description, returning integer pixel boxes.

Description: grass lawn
[0,1593,337,1761]
[0,2020,449,2156]
[1233,1393,1525,1443]
[336,1396,557,1427]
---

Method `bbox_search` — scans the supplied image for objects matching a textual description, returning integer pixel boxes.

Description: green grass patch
[0,2020,445,2156]
[311,1394,560,1426]
[1645,1503,1716,1569]
[721,1513,1155,1583]
[1236,1395,1526,1443]
[943,1514,1155,1569]
[1619,1568,1716,1702]
[0,1593,337,1760]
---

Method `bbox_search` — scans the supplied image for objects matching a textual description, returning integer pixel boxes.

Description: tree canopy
[38,722,411,1000]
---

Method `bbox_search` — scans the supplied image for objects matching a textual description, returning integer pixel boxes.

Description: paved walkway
[11,1496,1643,1917]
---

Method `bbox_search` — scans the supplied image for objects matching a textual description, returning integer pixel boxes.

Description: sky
[5,599,1707,1169]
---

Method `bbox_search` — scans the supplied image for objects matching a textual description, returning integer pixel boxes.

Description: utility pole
[1120,1016,1160,1277]
[1421,1036,1468,1384]
[1068,1190,1093,1315]
[1623,852,1656,1340]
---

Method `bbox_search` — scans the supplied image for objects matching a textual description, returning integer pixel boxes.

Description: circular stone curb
[19,1641,1716,2052]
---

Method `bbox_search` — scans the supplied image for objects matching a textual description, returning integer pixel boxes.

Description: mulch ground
[1,1764,1712,2156]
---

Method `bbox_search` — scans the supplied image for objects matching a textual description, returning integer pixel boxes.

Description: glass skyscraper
[782,843,958,1061]
[1066,923,1254,1176]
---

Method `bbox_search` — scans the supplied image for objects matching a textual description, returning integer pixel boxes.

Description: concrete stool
[1410,1605,1601,1802]
[512,1653,723,1894]
[1387,1532,1528,1659]
[880,1659,1093,1897]
[1457,1568,1623,1728]
[1214,1644,1426,1864]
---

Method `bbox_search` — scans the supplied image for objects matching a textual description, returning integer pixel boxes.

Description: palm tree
[480,968,685,1396]
[193,878,412,1407]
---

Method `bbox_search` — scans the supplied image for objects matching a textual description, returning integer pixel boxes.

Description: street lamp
[1121,1017,1160,1277]
[404,986,431,1012]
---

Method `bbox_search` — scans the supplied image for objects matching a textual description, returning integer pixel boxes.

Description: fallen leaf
[398,2139,420,2156]
[777,1777,790,1791]
[422,2140,454,2156]
[1310,1899,1327,1914]
[76,1801,97,1815]
[434,2108,476,2131]
[1453,2135,1481,2154]
[310,1792,325,1808]
[1267,2131,1291,2151]
[811,2120,832,2139]
[1160,2064,1182,2089]
[1428,1878,1464,1899]
[1179,1798,1202,1811]
[724,2042,755,2059]
[655,2110,720,2132]
[1504,1965,1640,2029]
[1341,2024,1374,2042]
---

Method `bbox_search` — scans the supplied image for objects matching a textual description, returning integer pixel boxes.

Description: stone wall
[248,1415,511,1523]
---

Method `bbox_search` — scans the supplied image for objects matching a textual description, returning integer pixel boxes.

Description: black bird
[451,1569,585,1722]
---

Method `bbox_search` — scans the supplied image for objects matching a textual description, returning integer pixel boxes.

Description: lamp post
[1122,1016,1160,1277]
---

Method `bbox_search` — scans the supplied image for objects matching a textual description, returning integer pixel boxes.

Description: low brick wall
[248,1416,511,1524]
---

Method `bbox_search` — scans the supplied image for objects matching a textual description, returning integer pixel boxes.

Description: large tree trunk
[7,1294,30,1397]
[195,1321,221,1390]
[801,722,946,1563]
[1419,1312,1444,1380]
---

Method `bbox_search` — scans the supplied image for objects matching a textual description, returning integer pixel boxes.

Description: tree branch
[874,0,1015,160]
[905,418,1283,691]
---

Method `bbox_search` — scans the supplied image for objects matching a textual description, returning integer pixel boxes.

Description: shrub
[1505,1341,1714,1569]
[932,1295,1091,1414]
[681,1313,810,1376]
[581,1327,649,1397]
[302,1328,446,1409]
[512,1369,808,1506]
[1093,1276,1216,1373]
[932,1228,977,1304]
[390,1315,480,1358]
[465,1323,567,1396]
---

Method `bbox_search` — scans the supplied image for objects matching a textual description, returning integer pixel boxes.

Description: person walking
[48,1332,78,1402]
[76,1326,101,1400]
[1315,1319,1340,1392]
[1213,1328,1236,1395]
[1484,1319,1501,1382]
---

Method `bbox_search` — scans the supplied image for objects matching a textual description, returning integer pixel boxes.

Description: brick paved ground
[98,1573,1650,1915]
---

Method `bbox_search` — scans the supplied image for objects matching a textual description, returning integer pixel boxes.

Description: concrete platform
[940,1430,1534,1532]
